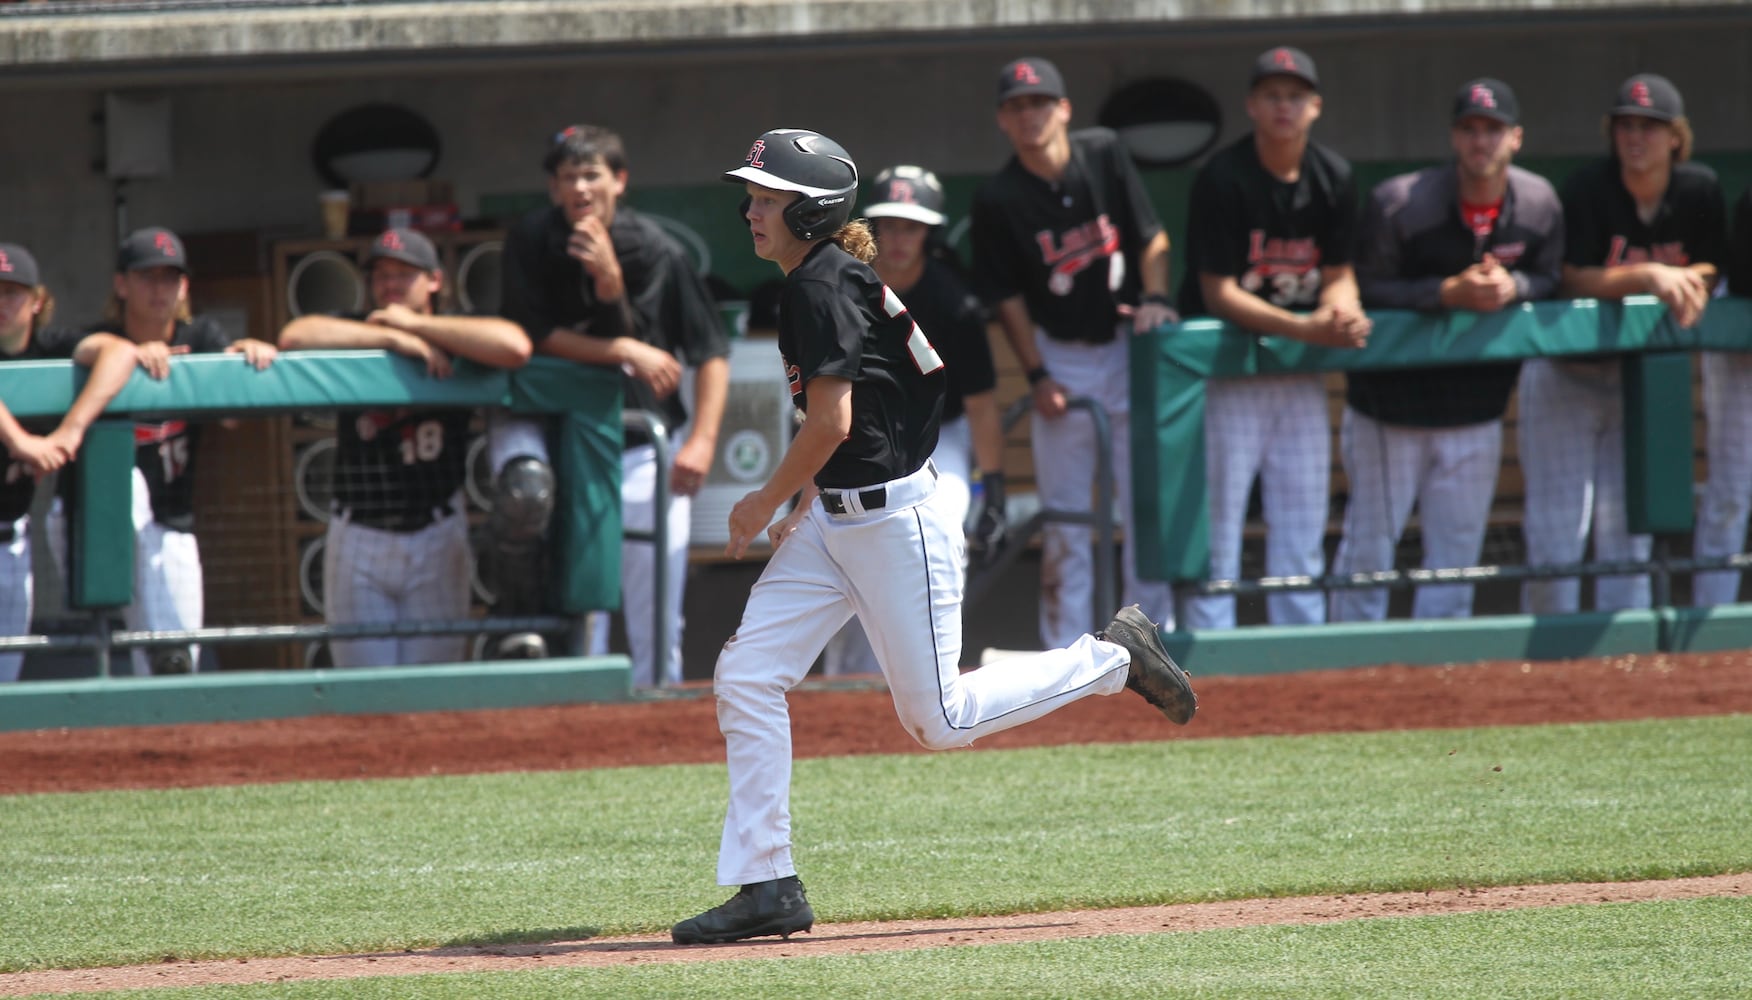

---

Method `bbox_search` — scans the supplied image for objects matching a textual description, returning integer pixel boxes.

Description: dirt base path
[3,651,1750,993]
[2,874,1746,996]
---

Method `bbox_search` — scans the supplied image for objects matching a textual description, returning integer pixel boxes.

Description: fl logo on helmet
[746,140,766,168]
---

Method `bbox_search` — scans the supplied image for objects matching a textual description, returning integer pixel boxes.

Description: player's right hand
[1647,265,1709,328]
[8,433,69,477]
[766,505,808,551]
[391,334,452,378]
[1031,377,1069,419]
[135,341,188,380]
[621,339,683,399]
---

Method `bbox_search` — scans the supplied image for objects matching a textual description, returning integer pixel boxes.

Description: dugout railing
[1130,294,1752,662]
[0,351,630,701]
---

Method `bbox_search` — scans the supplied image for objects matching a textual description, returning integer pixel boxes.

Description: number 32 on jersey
[882,286,944,375]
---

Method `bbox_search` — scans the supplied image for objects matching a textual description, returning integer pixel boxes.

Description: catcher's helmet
[864,165,947,227]
[723,128,859,242]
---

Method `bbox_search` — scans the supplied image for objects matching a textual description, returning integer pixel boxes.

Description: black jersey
[501,205,728,446]
[780,241,945,489]
[327,310,473,528]
[63,317,233,529]
[1562,158,1725,271]
[970,128,1163,343]
[1176,135,1358,317]
[891,257,995,423]
[0,333,60,522]
[1723,187,1752,295]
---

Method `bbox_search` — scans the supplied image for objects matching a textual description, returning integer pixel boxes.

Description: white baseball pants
[713,461,1130,885]
[1329,408,1502,622]
[323,498,472,669]
[1032,331,1175,649]
[1182,374,1331,630]
[1517,358,1651,614]
[0,515,29,683]
[586,440,694,687]
[1693,351,1752,607]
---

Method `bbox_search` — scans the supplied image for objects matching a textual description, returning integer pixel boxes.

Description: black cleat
[1100,605,1197,724]
[671,875,815,945]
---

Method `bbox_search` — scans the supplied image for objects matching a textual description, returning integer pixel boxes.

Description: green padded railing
[0,352,622,613]
[1131,295,1752,584]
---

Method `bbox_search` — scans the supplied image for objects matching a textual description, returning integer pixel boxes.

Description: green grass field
[4,714,1749,997]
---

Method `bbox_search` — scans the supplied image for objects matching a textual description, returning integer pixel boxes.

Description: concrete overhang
[0,0,1745,87]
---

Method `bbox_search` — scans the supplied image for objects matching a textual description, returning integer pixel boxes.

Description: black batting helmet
[723,128,858,242]
[864,165,948,227]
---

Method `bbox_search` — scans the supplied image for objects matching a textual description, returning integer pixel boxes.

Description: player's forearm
[687,356,731,445]
[1562,263,1658,300]
[963,392,1006,474]
[1318,267,1363,310]
[0,404,27,452]
[56,339,139,437]
[1204,278,1307,339]
[534,328,627,367]
[1140,232,1172,298]
[406,315,533,369]
[278,316,396,351]
[992,298,1041,371]
[758,415,844,508]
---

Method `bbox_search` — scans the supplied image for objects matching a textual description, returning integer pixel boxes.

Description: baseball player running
[0,243,139,682]
[278,228,532,668]
[52,228,278,675]
[670,128,1195,946]
[970,56,1178,647]
[497,125,730,683]
[1176,47,1370,631]
[1521,73,1723,614]
[821,164,1007,675]
[1693,186,1752,606]
[1335,77,1563,621]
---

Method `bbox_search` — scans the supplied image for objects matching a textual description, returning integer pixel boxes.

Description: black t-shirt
[1177,135,1358,317]
[78,316,235,528]
[1562,158,1726,272]
[329,311,473,522]
[1730,187,1752,296]
[892,258,996,423]
[499,205,729,445]
[970,128,1163,343]
[780,241,945,489]
[0,332,62,522]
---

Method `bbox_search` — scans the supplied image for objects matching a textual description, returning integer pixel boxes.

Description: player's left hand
[226,338,278,370]
[671,436,714,497]
[9,433,69,477]
[567,217,625,302]
[727,488,782,559]
[766,504,808,551]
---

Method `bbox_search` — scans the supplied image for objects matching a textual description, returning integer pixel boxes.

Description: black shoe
[491,632,548,660]
[1100,605,1197,724]
[671,875,814,945]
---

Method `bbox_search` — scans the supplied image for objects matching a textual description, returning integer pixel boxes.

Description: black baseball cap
[1250,46,1319,90]
[1612,73,1684,121]
[1452,78,1520,125]
[997,57,1066,105]
[0,243,40,287]
[366,227,440,272]
[116,227,189,274]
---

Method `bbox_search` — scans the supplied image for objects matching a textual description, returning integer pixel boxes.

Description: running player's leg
[1590,394,1652,611]
[836,488,1127,750]
[395,506,472,666]
[1329,408,1422,622]
[1410,420,1502,619]
[1517,360,1596,614]
[1260,374,1332,626]
[1693,351,1752,606]
[0,521,30,683]
[323,514,399,669]
[713,508,854,886]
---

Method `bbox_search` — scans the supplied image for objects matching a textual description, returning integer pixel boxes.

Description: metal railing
[965,395,1115,636]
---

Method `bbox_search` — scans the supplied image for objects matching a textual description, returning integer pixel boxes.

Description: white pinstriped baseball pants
[1517,358,1650,614]
[1329,408,1502,622]
[1182,374,1331,630]
[1693,351,1752,606]
[0,515,29,683]
[713,462,1129,886]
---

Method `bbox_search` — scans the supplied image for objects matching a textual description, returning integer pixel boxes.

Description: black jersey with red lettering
[892,257,995,423]
[1176,135,1358,317]
[70,317,234,529]
[327,310,472,528]
[1725,187,1752,295]
[1562,158,1726,271]
[970,128,1162,343]
[0,333,59,522]
[780,241,945,489]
